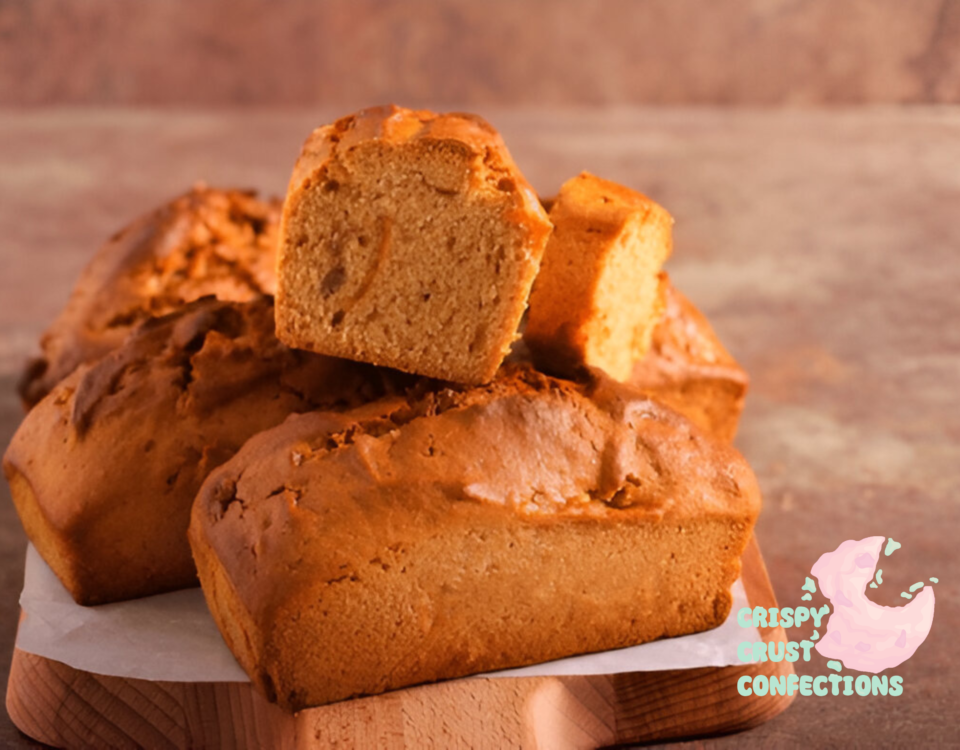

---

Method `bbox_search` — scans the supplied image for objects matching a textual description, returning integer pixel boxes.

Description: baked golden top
[287,105,542,208]
[19,186,280,408]
[4,296,407,604]
[192,363,760,621]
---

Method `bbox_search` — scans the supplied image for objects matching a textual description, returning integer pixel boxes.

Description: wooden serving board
[6,537,794,749]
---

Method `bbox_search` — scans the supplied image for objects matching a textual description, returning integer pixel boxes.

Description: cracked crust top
[194,362,760,609]
[189,362,761,707]
[3,296,410,604]
[18,185,281,409]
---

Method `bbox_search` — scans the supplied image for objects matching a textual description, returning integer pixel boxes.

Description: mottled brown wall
[2,0,959,107]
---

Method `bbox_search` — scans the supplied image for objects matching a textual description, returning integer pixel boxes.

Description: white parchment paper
[17,544,757,683]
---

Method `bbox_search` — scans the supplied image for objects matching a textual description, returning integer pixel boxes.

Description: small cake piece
[512,278,748,442]
[3,297,406,605]
[525,172,673,381]
[190,364,761,710]
[631,281,749,442]
[18,185,280,409]
[276,105,553,384]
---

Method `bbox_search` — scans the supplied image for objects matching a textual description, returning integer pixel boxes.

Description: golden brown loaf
[275,105,553,384]
[18,186,280,409]
[525,172,673,381]
[189,364,761,710]
[631,281,748,442]
[3,297,406,605]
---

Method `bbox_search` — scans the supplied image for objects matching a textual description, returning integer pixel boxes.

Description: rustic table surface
[1,108,958,748]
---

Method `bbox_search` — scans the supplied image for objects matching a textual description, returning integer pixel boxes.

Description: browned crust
[18,185,281,409]
[631,280,749,442]
[190,364,760,710]
[3,297,408,605]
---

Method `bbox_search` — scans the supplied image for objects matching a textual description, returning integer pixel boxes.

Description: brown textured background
[2,0,960,107]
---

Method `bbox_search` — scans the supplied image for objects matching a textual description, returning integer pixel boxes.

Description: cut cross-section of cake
[525,172,673,381]
[276,105,553,384]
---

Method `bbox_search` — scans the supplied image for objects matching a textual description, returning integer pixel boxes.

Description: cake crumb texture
[525,172,673,381]
[276,105,552,384]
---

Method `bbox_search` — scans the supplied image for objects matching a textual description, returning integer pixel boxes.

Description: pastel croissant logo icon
[813,536,936,673]
[736,536,937,698]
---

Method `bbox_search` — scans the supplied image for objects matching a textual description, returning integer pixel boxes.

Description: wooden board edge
[5,536,793,749]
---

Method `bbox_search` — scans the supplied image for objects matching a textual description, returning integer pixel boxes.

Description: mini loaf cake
[275,105,553,384]
[189,364,761,710]
[525,172,673,381]
[18,186,280,409]
[631,282,749,442]
[3,297,406,605]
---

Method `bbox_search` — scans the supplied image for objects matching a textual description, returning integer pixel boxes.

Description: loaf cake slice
[630,280,748,442]
[189,364,761,710]
[525,172,673,381]
[18,185,281,409]
[275,105,553,384]
[3,297,407,605]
